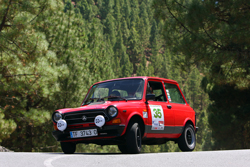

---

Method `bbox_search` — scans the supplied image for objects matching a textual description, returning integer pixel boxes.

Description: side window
[164,83,185,104]
[147,81,167,102]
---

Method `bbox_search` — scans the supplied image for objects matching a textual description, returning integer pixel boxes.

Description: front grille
[64,110,109,125]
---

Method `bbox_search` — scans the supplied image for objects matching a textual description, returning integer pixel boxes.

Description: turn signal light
[112,118,121,124]
[53,124,58,130]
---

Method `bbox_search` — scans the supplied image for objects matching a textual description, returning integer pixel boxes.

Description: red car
[52,77,198,154]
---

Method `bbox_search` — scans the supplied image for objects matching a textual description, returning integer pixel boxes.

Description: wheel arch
[181,119,195,134]
[185,120,194,127]
[125,114,145,137]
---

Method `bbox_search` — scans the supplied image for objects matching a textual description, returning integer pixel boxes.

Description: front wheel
[60,142,76,154]
[126,122,142,154]
[118,144,128,154]
[178,124,196,151]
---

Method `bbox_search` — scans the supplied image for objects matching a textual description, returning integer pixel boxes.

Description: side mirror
[146,94,155,101]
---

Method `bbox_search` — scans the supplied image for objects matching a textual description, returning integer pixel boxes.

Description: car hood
[56,101,122,114]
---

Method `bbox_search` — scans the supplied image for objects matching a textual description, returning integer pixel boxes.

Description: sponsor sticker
[159,121,164,126]
[153,121,159,126]
[166,90,171,101]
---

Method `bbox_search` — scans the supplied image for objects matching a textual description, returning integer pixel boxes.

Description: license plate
[70,129,98,138]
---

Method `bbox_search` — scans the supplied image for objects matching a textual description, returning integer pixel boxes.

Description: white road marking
[44,155,74,167]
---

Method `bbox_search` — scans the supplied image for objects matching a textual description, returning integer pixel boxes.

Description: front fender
[120,112,145,136]
[183,117,195,127]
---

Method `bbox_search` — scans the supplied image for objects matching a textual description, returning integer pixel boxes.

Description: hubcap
[187,131,192,144]
[185,127,195,149]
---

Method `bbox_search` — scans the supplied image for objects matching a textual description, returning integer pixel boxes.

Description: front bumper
[52,124,125,143]
[195,127,198,133]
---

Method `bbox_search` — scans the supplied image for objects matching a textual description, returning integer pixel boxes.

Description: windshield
[83,79,145,105]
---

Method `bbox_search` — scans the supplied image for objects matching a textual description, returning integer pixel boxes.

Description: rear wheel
[60,142,76,154]
[178,124,196,151]
[126,122,142,154]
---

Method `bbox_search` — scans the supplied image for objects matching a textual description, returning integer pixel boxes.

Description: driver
[110,90,120,97]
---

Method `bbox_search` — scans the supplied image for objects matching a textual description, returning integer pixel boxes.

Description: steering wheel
[155,94,163,101]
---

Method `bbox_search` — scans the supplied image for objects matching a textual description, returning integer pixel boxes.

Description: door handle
[167,105,172,109]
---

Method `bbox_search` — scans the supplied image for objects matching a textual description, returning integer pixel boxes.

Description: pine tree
[139,2,150,47]
[114,0,122,22]
[100,0,114,20]
[121,18,130,46]
[137,54,148,76]
[129,0,141,31]
[104,13,116,46]
[122,0,131,28]
[77,0,98,21]
[149,20,164,77]
[127,26,143,74]
[120,51,133,78]
[0,0,66,151]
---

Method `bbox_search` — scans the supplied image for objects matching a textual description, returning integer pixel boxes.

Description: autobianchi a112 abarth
[52,77,198,154]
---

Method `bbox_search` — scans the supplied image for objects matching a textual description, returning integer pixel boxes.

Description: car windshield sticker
[166,89,171,101]
[143,111,148,118]
[149,105,164,130]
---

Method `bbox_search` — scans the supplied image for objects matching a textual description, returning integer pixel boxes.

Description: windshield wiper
[83,97,103,105]
[83,96,127,105]
[102,95,127,102]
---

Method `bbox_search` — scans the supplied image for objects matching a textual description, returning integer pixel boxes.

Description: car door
[145,80,175,137]
[164,82,188,134]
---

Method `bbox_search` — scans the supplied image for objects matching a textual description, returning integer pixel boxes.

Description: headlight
[108,106,118,117]
[53,112,62,122]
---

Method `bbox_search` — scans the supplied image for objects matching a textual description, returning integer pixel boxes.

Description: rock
[0,146,13,152]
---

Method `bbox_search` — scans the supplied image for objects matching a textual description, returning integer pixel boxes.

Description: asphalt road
[1,150,250,167]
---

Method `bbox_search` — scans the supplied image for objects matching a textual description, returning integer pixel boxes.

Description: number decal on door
[149,105,164,130]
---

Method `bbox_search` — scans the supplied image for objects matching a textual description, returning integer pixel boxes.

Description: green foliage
[203,82,250,149]
[0,0,66,151]
[153,0,250,88]
[76,144,120,153]
[153,0,250,149]
[0,112,16,143]
[141,145,161,153]
[1,0,212,153]
[197,109,214,151]
[104,13,116,46]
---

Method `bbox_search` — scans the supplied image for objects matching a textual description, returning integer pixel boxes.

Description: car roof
[92,76,178,85]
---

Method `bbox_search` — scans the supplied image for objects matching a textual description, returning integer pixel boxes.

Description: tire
[126,122,142,154]
[178,124,196,151]
[118,144,128,154]
[60,142,76,154]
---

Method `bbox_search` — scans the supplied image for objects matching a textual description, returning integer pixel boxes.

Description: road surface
[1,149,250,167]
